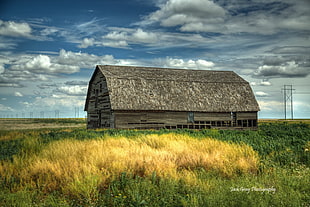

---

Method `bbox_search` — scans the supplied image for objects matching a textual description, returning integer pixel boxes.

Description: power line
[282,85,295,120]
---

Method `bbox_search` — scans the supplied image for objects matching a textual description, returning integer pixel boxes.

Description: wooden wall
[113,111,258,129]
[86,71,113,129]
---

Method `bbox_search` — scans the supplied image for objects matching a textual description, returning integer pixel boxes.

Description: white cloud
[259,81,272,86]
[251,81,272,86]
[78,38,95,48]
[11,54,80,74]
[145,0,226,32]
[159,57,214,69]
[56,85,87,96]
[255,91,269,97]
[132,29,158,43]
[101,28,158,48]
[57,49,117,68]
[14,91,23,97]
[0,19,32,37]
[102,40,128,48]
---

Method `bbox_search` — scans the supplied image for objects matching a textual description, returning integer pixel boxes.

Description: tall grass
[0,133,258,196]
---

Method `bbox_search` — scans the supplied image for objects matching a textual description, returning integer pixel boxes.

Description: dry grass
[0,133,259,195]
[0,118,85,130]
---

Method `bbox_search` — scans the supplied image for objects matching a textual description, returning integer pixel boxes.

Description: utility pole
[282,85,295,120]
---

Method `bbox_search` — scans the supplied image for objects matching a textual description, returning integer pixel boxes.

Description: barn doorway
[231,112,237,126]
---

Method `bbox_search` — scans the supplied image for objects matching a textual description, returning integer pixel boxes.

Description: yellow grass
[0,133,259,195]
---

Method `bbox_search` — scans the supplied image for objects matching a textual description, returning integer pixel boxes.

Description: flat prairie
[0,118,86,130]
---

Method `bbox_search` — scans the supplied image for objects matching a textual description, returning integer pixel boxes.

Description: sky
[0,0,309,119]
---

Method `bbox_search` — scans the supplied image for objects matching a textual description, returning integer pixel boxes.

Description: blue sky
[0,0,309,118]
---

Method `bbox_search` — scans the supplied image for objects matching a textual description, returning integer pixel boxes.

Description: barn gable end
[85,65,260,129]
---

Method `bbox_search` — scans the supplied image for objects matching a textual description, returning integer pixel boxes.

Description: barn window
[188,112,194,123]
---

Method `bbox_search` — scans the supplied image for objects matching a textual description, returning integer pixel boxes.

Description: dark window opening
[188,112,194,123]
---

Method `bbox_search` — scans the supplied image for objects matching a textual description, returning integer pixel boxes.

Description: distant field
[0,118,86,130]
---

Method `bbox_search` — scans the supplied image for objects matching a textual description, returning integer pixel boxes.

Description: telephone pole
[282,85,295,120]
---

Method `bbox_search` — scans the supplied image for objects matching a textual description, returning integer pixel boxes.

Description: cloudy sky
[0,0,309,118]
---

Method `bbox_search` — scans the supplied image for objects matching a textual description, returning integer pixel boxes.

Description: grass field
[0,119,309,206]
[0,118,86,130]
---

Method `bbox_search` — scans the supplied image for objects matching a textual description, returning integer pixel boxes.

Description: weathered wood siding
[113,111,258,129]
[114,111,188,129]
[86,71,114,129]
[236,112,257,120]
[195,112,231,121]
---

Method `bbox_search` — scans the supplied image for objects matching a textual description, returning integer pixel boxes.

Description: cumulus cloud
[255,91,269,97]
[102,40,128,48]
[55,85,87,96]
[57,49,116,68]
[78,38,95,48]
[144,0,226,32]
[132,29,158,43]
[159,57,214,69]
[0,19,32,37]
[14,91,23,97]
[251,81,272,86]
[259,81,272,86]
[11,54,80,74]
[102,28,158,48]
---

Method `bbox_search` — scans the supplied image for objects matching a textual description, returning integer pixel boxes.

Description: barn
[84,65,260,129]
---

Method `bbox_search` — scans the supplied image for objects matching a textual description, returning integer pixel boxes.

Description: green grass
[0,122,309,206]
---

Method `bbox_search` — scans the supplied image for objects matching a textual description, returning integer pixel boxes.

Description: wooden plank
[194,112,231,121]
[237,112,257,120]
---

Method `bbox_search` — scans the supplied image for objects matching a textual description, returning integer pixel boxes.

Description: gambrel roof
[85,65,260,112]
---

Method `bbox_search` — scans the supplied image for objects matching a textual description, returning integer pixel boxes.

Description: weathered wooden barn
[84,65,260,129]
